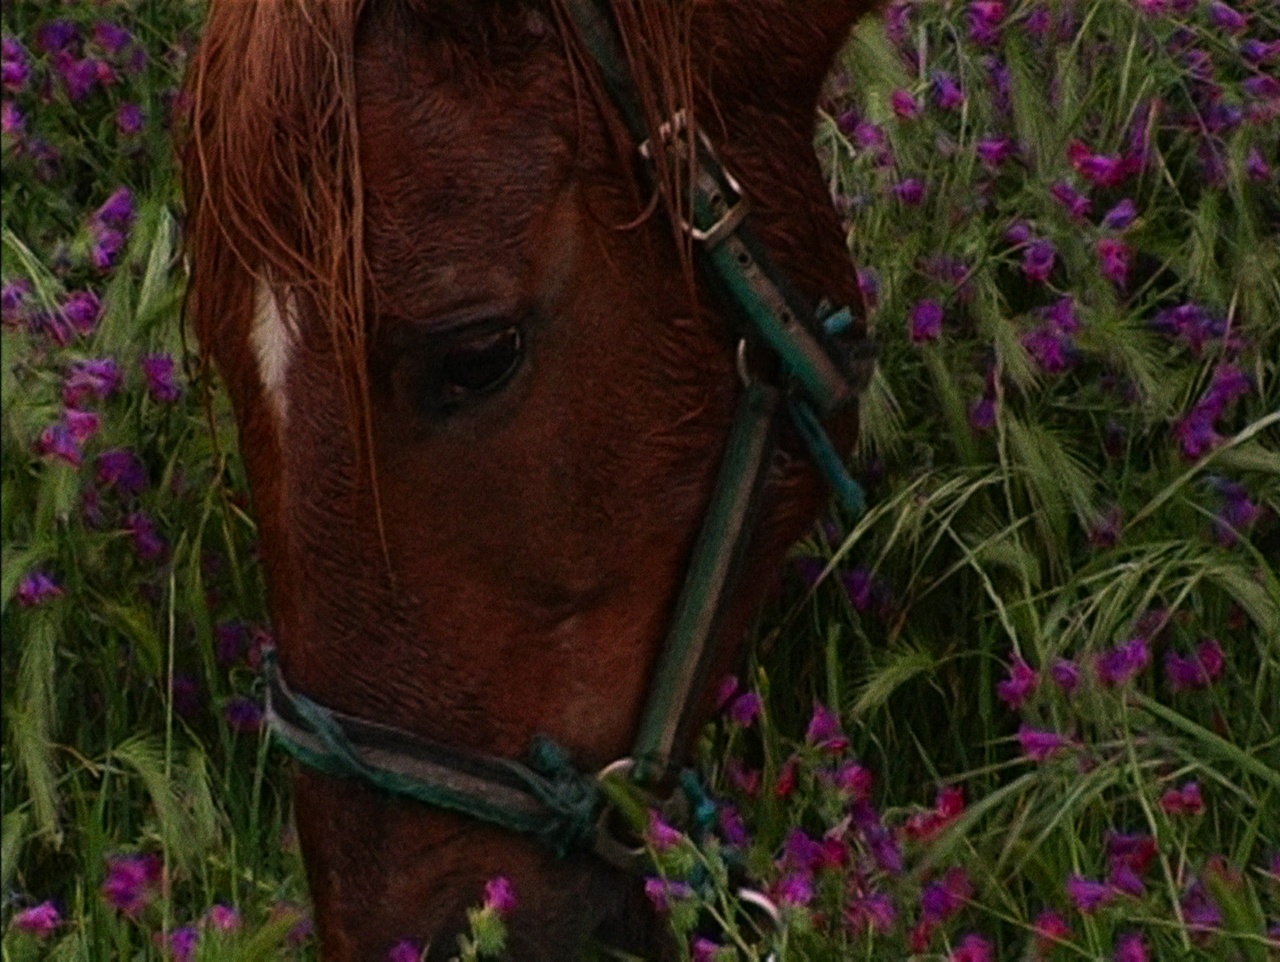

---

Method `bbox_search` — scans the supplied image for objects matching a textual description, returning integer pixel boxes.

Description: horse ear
[697,0,878,113]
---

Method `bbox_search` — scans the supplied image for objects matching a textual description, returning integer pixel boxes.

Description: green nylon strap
[262,649,603,857]
[631,381,783,785]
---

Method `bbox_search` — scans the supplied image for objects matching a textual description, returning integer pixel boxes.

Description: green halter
[262,0,874,866]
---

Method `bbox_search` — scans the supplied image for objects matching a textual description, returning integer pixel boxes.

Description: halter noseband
[262,0,874,871]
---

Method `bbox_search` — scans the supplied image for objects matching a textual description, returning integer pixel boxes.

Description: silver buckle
[638,110,750,247]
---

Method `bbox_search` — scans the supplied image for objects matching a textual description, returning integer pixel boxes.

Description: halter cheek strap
[262,0,875,868]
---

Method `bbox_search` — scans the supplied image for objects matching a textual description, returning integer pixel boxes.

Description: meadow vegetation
[2,0,1277,959]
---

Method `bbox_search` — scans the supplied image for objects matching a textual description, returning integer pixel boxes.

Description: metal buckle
[591,758,650,873]
[637,110,750,247]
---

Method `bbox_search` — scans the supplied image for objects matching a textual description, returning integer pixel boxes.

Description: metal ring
[735,888,782,962]
[735,338,752,387]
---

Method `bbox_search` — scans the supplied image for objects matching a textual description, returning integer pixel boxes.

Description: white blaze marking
[251,282,294,429]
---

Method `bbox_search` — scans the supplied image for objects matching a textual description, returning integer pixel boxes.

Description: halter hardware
[262,0,875,883]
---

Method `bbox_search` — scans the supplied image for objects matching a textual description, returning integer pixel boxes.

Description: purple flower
[969,396,997,431]
[857,267,879,310]
[894,177,926,206]
[967,1,1004,46]
[483,875,517,916]
[2,278,31,323]
[890,88,920,119]
[16,570,62,608]
[976,137,1014,169]
[834,760,874,800]
[1102,198,1138,231]
[1174,406,1220,460]
[92,21,135,55]
[1071,147,1133,188]
[89,225,126,272]
[728,691,762,728]
[2,52,30,93]
[1181,880,1223,931]
[95,187,136,231]
[1095,637,1150,686]
[921,867,972,922]
[1050,181,1092,221]
[847,891,897,933]
[386,941,421,962]
[61,290,102,335]
[1244,147,1271,183]
[141,353,181,403]
[63,357,122,407]
[1097,238,1133,288]
[101,854,161,916]
[932,71,964,111]
[1022,327,1075,373]
[225,696,263,733]
[12,901,60,937]
[1025,7,1053,37]
[97,450,147,497]
[163,926,199,962]
[171,674,203,720]
[1021,239,1057,283]
[35,20,79,54]
[36,423,83,467]
[127,512,167,561]
[1215,481,1261,545]
[774,872,815,907]
[1018,725,1068,762]
[1051,658,1081,693]
[55,54,100,101]
[1114,932,1150,962]
[644,877,693,912]
[717,805,749,846]
[1067,874,1114,913]
[910,299,944,343]
[1004,220,1032,245]
[996,655,1038,710]
[1205,2,1248,32]
[117,102,144,135]
[1242,39,1280,66]
[691,937,724,962]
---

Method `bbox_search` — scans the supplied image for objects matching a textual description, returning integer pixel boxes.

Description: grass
[2,0,1278,959]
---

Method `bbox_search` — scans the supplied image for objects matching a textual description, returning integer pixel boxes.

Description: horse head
[184,1,877,957]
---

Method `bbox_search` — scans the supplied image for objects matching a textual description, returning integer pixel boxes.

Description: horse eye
[440,326,523,400]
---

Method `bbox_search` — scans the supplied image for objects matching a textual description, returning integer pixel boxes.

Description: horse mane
[181,0,697,417]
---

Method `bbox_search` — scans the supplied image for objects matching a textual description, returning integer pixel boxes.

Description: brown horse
[183,1,876,958]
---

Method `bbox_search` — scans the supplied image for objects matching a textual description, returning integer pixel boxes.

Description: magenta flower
[54,54,100,101]
[932,71,965,110]
[847,891,897,933]
[2,43,30,92]
[1160,780,1204,816]
[386,941,421,962]
[1095,637,1150,686]
[644,877,693,913]
[12,900,60,937]
[1070,144,1134,188]
[1114,932,1150,962]
[997,655,1038,710]
[1018,725,1068,762]
[806,703,849,752]
[834,760,874,801]
[61,290,102,335]
[1097,238,1132,287]
[890,88,919,119]
[1022,327,1075,373]
[646,810,683,853]
[949,934,994,962]
[1102,198,1138,231]
[910,299,944,343]
[1166,639,1225,692]
[976,136,1014,169]
[1033,909,1071,949]
[1021,239,1057,283]
[36,423,83,467]
[690,937,725,962]
[1,99,25,138]
[1051,658,1081,693]
[1050,181,1092,221]
[1067,874,1114,913]
[225,696,263,733]
[102,854,161,916]
[141,353,181,403]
